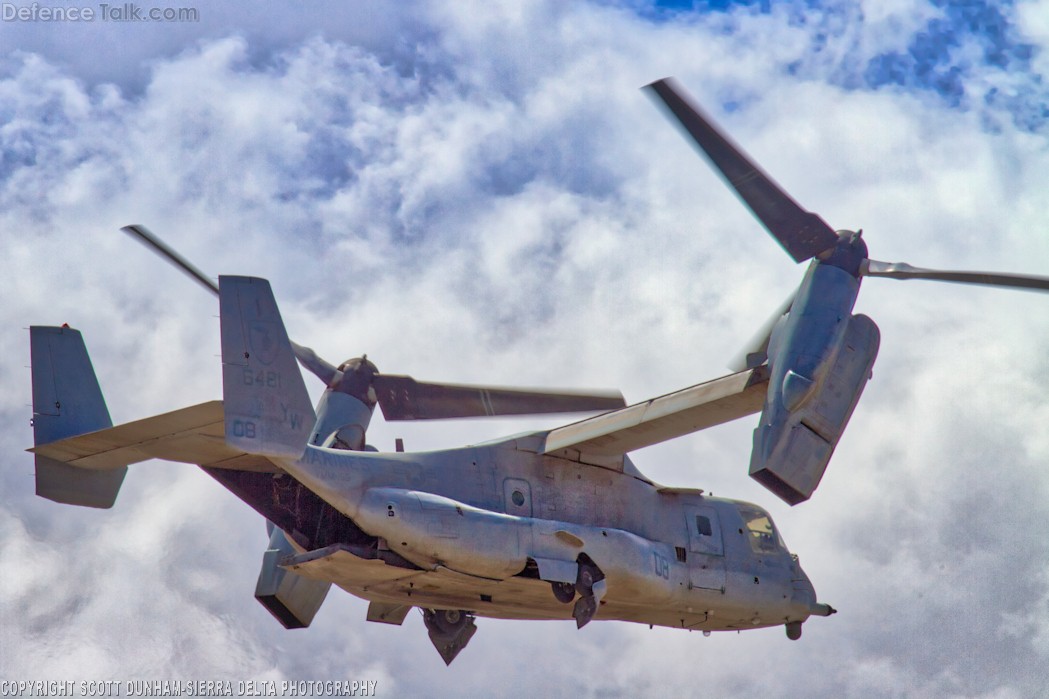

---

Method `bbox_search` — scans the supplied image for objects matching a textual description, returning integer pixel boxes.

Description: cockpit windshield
[736,503,785,554]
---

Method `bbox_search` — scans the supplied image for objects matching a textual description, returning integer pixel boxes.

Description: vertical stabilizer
[219,276,316,459]
[30,326,126,508]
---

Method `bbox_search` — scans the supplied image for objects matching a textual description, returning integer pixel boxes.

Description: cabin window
[503,478,532,515]
[685,506,724,556]
[737,503,784,554]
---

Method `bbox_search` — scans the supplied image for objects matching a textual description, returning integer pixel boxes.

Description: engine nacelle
[748,253,880,505]
[750,311,880,504]
[310,390,374,449]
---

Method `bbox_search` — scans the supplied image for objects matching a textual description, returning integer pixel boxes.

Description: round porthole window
[511,490,525,507]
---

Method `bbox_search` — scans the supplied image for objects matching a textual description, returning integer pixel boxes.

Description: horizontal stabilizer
[28,401,281,473]
[543,367,769,459]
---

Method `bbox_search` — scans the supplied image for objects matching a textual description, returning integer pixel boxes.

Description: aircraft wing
[541,367,769,459]
[28,400,281,473]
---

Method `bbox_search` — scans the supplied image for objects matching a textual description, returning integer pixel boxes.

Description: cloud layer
[2,2,1049,696]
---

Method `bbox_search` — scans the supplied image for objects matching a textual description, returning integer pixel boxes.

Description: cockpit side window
[736,503,784,554]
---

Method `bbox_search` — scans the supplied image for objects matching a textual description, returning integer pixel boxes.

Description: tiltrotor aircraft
[26,79,1049,664]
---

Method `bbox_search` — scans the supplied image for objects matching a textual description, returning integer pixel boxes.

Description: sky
[2,0,1049,696]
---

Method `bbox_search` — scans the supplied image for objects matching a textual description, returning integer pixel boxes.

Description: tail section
[219,276,316,459]
[30,326,126,508]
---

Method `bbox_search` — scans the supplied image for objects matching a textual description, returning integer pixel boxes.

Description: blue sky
[2,1,1049,697]
[653,0,1048,128]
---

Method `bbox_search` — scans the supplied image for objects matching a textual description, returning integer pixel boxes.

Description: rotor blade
[728,291,796,372]
[645,78,840,263]
[122,224,341,384]
[121,224,219,297]
[289,341,342,386]
[373,375,626,421]
[862,259,1049,292]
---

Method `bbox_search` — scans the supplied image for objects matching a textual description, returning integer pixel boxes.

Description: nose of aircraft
[785,556,836,639]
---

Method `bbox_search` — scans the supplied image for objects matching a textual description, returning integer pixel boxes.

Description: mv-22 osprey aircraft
[27,79,1049,664]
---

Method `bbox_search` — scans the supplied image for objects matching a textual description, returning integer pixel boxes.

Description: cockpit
[736,502,786,554]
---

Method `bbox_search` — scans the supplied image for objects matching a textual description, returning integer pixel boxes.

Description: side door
[684,505,726,591]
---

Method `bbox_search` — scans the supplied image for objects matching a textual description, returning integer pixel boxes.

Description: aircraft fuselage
[274,435,825,634]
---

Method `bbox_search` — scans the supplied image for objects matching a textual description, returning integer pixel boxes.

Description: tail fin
[219,276,316,459]
[30,326,126,508]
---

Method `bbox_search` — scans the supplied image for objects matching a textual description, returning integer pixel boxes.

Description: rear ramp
[255,525,331,628]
